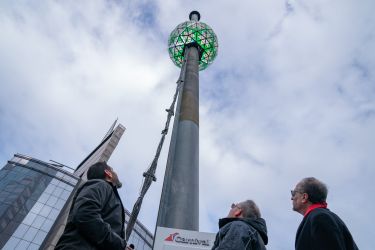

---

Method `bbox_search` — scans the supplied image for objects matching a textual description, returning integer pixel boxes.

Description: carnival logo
[164,232,210,246]
[165,232,179,242]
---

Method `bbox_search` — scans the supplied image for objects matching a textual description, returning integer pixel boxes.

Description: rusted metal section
[179,46,199,125]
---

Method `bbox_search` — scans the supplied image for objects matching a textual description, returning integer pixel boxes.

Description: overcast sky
[1,0,374,249]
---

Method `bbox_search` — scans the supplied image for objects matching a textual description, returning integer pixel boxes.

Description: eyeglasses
[231,203,241,209]
[290,190,303,197]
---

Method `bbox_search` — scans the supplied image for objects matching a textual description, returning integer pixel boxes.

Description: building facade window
[125,209,154,250]
[0,155,78,250]
[1,154,154,249]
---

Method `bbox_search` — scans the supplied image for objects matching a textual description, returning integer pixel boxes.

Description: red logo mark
[165,232,179,241]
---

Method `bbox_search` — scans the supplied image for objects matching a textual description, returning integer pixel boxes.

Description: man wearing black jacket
[212,200,268,250]
[291,177,358,250]
[55,162,127,250]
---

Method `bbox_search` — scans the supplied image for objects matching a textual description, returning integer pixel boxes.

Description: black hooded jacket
[212,217,268,250]
[55,179,126,250]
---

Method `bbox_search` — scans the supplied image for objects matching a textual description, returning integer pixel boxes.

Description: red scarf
[304,202,328,217]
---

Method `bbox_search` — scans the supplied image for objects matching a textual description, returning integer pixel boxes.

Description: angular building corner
[0,121,153,250]
[42,122,126,249]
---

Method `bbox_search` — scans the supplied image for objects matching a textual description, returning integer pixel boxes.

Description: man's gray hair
[239,200,261,219]
[300,177,328,203]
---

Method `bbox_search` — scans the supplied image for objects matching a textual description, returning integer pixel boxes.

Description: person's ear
[302,193,309,203]
[104,169,112,179]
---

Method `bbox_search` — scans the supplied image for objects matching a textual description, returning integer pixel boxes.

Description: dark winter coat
[295,208,358,250]
[212,217,268,250]
[55,179,126,250]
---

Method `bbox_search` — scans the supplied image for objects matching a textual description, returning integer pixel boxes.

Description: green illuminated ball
[168,20,218,71]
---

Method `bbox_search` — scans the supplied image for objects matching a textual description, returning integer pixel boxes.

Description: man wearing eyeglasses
[212,200,268,250]
[291,177,358,250]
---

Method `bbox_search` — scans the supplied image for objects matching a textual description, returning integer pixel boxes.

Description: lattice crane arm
[125,52,189,241]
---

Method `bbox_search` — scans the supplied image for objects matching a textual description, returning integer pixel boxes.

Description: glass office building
[0,154,154,250]
[0,122,154,249]
[42,122,127,249]
[0,154,79,250]
[125,208,153,250]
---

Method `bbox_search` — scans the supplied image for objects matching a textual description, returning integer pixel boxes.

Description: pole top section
[189,11,200,21]
[168,10,218,71]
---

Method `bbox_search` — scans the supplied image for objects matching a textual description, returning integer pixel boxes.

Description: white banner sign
[153,226,216,250]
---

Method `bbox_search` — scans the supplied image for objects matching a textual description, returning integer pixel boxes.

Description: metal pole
[156,44,200,231]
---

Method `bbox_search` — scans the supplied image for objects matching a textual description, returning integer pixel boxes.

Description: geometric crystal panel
[168,20,218,71]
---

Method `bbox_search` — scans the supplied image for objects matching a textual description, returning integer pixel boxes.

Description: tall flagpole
[156,11,218,231]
